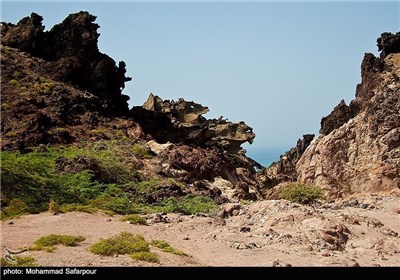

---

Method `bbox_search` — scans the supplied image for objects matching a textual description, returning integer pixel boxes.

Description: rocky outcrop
[160,145,261,200]
[142,93,209,126]
[258,134,314,189]
[131,94,256,154]
[377,32,400,59]
[1,12,131,114]
[320,100,352,135]
[0,44,142,150]
[296,32,400,199]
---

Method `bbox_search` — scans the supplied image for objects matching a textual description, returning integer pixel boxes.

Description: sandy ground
[1,193,399,267]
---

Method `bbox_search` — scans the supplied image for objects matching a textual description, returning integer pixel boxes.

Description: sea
[245,148,286,168]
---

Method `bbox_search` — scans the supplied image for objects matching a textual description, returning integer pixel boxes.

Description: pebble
[239,226,251,233]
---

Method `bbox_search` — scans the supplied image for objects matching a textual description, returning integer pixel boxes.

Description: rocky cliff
[297,32,400,199]
[268,32,400,199]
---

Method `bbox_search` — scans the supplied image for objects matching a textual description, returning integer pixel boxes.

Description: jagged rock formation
[132,94,256,154]
[1,12,131,114]
[320,100,352,135]
[259,134,314,189]
[0,44,142,151]
[296,32,400,199]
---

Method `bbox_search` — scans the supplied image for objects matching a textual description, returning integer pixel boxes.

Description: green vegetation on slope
[0,140,217,219]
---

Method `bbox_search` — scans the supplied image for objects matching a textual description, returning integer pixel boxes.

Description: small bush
[151,240,188,256]
[31,234,85,252]
[48,127,67,135]
[4,131,18,138]
[1,103,10,110]
[132,144,153,159]
[120,214,147,225]
[91,128,110,139]
[33,81,55,94]
[8,79,20,86]
[1,256,37,267]
[48,200,61,214]
[279,183,324,205]
[159,195,216,215]
[115,130,126,139]
[89,232,149,256]
[89,195,131,214]
[131,252,159,263]
[1,198,30,220]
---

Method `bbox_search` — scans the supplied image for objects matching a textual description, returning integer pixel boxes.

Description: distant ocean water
[246,149,286,168]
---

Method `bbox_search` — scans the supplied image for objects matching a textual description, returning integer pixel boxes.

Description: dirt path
[1,194,399,267]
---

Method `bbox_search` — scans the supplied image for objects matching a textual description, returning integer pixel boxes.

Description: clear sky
[1,1,399,164]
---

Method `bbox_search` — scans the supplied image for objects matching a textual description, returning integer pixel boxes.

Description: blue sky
[1,1,399,164]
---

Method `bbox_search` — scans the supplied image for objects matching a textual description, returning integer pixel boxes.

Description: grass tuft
[89,232,149,256]
[131,251,159,263]
[279,183,325,205]
[151,240,189,256]
[119,214,147,225]
[30,234,85,252]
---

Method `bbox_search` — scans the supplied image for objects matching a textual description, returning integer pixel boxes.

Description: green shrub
[279,183,324,205]
[48,200,61,214]
[31,234,85,252]
[89,232,149,256]
[159,195,216,215]
[1,198,31,220]
[91,128,110,139]
[4,131,18,138]
[132,144,153,159]
[48,127,67,135]
[115,129,126,139]
[1,103,10,110]
[1,256,37,267]
[89,195,131,214]
[131,252,159,263]
[32,78,55,94]
[151,240,188,256]
[8,79,20,86]
[120,214,147,225]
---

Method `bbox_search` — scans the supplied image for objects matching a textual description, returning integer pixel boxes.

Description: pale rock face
[297,53,400,199]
